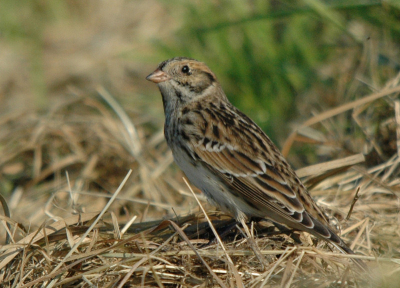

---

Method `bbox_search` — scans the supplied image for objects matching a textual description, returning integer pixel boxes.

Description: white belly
[171,146,253,222]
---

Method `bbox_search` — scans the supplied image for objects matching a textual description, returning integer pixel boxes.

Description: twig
[346,187,360,221]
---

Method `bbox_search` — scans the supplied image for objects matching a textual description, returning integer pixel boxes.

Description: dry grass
[1,71,400,287]
[1,1,399,287]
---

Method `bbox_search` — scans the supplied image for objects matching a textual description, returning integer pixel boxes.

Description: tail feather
[331,239,368,272]
[308,215,368,272]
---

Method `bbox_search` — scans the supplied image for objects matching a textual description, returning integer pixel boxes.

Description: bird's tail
[307,215,368,272]
[330,239,368,272]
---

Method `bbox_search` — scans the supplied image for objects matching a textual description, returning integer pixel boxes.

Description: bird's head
[146,57,223,105]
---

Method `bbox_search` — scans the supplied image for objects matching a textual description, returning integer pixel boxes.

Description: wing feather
[180,103,330,229]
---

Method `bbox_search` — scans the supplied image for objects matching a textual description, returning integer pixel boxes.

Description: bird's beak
[146,69,170,83]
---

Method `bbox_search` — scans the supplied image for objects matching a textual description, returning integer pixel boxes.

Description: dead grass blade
[49,169,132,277]
[296,153,365,178]
[395,100,400,158]
[183,177,241,288]
[97,86,142,158]
[282,85,400,156]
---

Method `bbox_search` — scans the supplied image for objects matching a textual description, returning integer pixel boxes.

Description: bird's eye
[181,65,191,75]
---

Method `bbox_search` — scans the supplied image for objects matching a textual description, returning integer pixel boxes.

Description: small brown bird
[146,57,365,269]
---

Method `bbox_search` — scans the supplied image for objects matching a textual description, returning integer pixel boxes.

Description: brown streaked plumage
[146,57,366,270]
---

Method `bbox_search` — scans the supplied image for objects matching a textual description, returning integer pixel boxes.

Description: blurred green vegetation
[153,0,400,142]
[0,0,399,152]
[0,0,73,108]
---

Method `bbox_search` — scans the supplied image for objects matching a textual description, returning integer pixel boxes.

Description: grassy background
[1,1,400,286]
[0,0,399,219]
[0,0,399,221]
[1,0,399,137]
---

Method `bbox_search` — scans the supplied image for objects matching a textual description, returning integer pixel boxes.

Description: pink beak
[146,69,171,83]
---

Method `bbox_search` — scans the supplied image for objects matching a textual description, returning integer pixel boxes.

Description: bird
[146,57,366,269]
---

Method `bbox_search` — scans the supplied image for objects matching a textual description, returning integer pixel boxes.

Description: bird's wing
[179,101,332,236]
